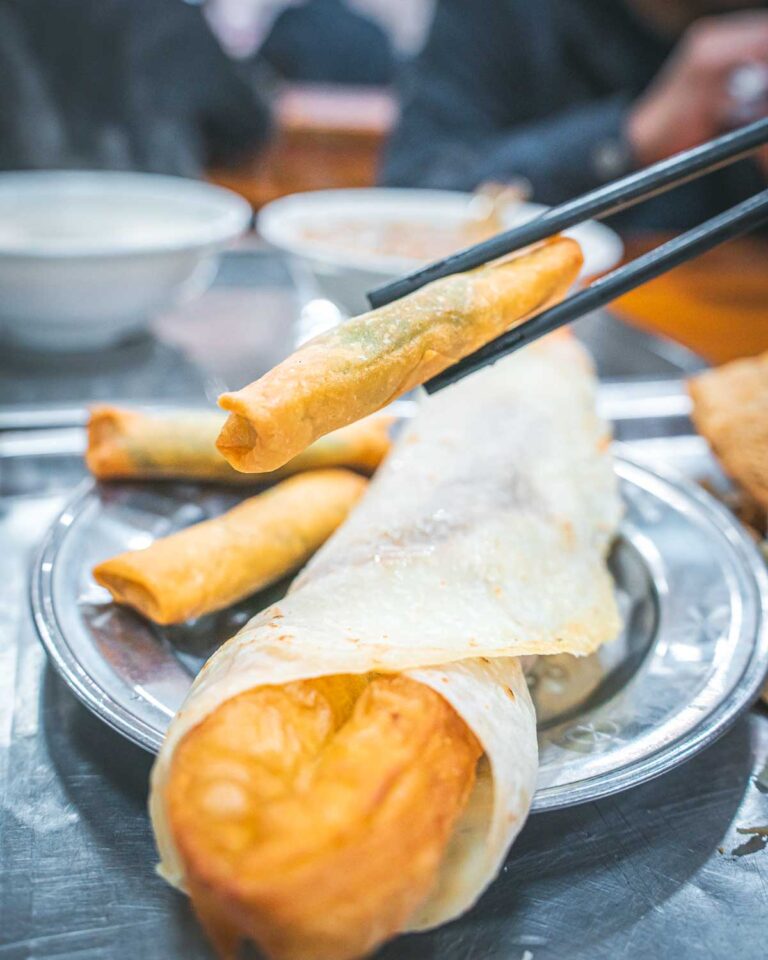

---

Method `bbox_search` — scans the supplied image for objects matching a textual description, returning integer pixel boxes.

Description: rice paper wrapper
[150,335,622,928]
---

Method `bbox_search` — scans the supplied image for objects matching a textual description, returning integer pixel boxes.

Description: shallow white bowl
[0,171,251,350]
[259,187,624,316]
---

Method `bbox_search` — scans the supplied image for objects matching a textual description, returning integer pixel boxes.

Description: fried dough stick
[216,237,583,472]
[86,407,392,483]
[165,673,482,960]
[93,470,366,624]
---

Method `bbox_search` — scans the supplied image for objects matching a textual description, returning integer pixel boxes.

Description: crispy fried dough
[165,674,482,960]
[93,470,367,624]
[689,352,768,707]
[689,351,768,513]
[86,407,392,482]
[216,238,583,473]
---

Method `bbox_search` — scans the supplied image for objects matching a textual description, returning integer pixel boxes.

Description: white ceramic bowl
[259,188,624,316]
[0,171,252,350]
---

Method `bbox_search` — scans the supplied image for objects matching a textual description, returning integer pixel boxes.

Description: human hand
[626,12,768,167]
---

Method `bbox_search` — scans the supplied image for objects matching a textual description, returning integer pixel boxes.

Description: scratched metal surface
[2,251,766,960]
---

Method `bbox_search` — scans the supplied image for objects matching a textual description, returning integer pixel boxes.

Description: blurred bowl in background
[258,187,624,316]
[0,171,251,351]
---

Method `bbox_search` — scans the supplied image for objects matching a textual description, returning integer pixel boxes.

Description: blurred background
[0,0,767,381]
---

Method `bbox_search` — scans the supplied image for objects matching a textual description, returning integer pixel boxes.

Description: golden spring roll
[86,407,392,483]
[93,469,367,624]
[216,236,583,473]
[165,673,482,960]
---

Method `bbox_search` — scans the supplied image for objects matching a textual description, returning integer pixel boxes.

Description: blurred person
[206,0,432,62]
[351,0,435,56]
[0,0,271,176]
[383,0,768,230]
[258,0,395,85]
[206,0,397,85]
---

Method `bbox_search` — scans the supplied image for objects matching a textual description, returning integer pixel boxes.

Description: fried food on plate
[150,336,620,960]
[93,469,366,624]
[216,237,583,472]
[164,673,481,960]
[688,351,768,513]
[86,406,392,483]
[688,352,768,707]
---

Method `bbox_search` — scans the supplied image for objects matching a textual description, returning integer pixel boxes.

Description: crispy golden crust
[93,470,367,624]
[688,352,768,513]
[86,406,146,478]
[165,674,482,960]
[86,406,392,482]
[216,238,583,473]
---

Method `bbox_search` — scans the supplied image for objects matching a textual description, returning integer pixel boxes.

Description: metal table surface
[1,250,766,960]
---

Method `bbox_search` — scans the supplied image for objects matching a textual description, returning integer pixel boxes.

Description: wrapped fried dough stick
[216,237,583,472]
[86,407,392,483]
[150,336,621,960]
[93,469,366,624]
[165,673,483,960]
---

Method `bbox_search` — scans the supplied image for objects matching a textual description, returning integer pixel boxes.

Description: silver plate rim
[31,478,166,752]
[537,452,768,810]
[30,453,768,811]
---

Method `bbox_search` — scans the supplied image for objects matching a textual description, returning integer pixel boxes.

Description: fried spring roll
[165,673,482,960]
[86,407,392,482]
[93,469,367,624]
[216,237,583,473]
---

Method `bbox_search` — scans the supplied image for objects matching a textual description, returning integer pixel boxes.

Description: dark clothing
[382,0,767,230]
[0,0,271,176]
[259,0,395,86]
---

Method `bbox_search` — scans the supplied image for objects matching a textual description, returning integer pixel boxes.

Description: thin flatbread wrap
[150,335,622,954]
[216,237,583,472]
[86,407,392,483]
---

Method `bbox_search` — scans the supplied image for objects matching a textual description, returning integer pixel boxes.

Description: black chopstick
[424,188,768,394]
[368,117,768,309]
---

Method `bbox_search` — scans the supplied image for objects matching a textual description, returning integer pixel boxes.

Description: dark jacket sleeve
[0,0,271,175]
[122,0,273,173]
[381,0,632,204]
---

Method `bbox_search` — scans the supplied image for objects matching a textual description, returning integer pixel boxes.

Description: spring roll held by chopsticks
[93,469,367,624]
[216,237,583,472]
[86,407,392,483]
[150,336,621,960]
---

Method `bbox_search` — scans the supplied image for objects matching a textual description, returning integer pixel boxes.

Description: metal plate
[30,453,768,811]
